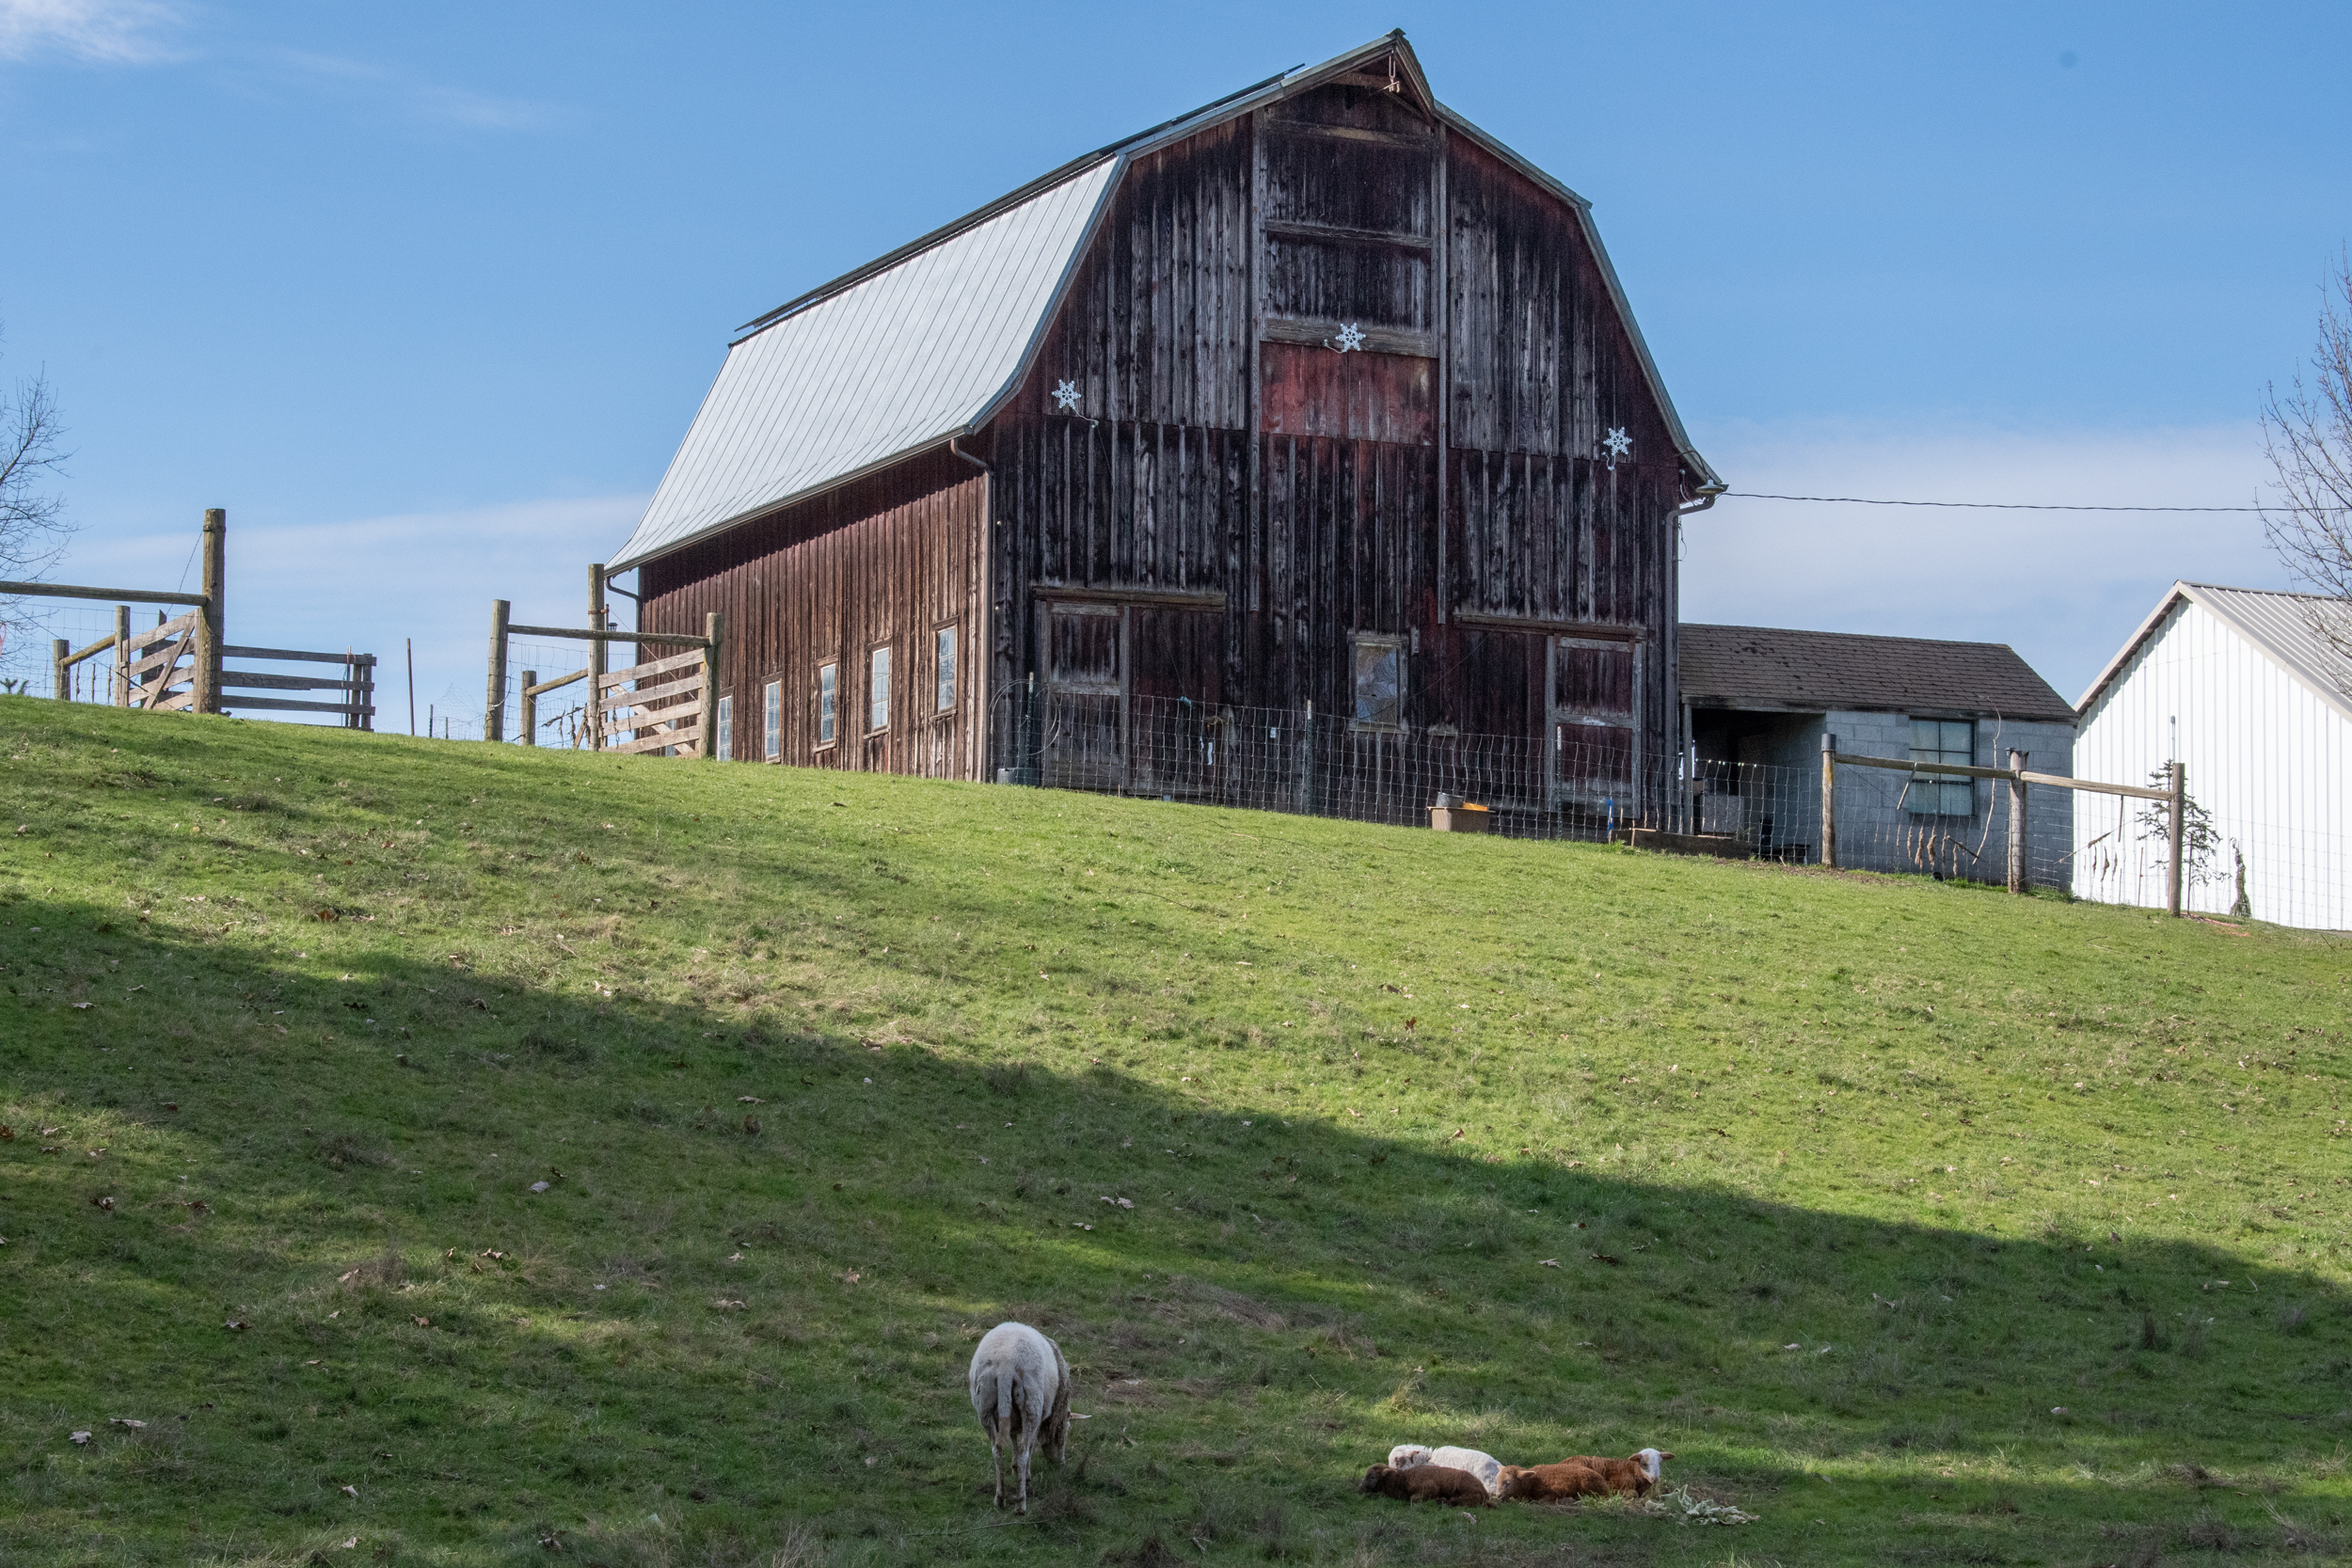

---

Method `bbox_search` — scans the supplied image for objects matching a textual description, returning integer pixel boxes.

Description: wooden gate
[596,646,713,756]
[122,611,202,710]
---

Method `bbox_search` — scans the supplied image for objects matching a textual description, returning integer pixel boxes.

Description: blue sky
[5,0,2348,725]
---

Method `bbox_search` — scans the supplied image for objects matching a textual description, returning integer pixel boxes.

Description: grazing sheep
[1360,1464,1493,1506]
[967,1322,1072,1513]
[1427,1445,1505,1497]
[1546,1448,1673,1497]
[1387,1443,1435,1468]
[1498,1461,1609,1501]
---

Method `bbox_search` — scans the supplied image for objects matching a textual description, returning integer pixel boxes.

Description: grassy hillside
[1,696,2347,1568]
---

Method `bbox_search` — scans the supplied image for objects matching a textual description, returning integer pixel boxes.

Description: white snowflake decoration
[1601,427,1632,466]
[1052,379,1081,412]
[1333,323,1365,354]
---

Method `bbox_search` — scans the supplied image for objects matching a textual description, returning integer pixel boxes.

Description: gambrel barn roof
[611,32,1719,574]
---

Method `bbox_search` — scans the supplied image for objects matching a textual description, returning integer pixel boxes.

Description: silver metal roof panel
[2077,580,2352,725]
[609,156,1120,573]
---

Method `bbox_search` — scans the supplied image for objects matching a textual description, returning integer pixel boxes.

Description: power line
[1723,492,2264,513]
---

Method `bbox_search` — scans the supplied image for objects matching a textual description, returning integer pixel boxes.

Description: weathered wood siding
[639,449,986,776]
[988,64,1688,806]
[633,46,1692,813]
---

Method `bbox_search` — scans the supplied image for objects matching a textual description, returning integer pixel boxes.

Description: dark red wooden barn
[607,31,1722,822]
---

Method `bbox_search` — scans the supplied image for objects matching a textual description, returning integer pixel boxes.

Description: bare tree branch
[2261,249,2352,683]
[0,325,77,676]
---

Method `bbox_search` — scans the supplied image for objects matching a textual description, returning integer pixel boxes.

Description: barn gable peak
[612,30,1718,575]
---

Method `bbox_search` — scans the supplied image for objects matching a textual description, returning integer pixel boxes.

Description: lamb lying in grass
[1387,1443,1503,1497]
[1425,1445,1505,1497]
[1498,1461,1607,1501]
[1506,1448,1671,1498]
[1360,1463,1492,1506]
[967,1322,1072,1513]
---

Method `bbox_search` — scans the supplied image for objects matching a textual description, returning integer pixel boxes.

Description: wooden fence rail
[485,578,722,757]
[7,510,376,729]
[1821,736,2186,914]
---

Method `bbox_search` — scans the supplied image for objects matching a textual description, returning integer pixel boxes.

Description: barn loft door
[1041,602,1125,789]
[1550,636,1639,814]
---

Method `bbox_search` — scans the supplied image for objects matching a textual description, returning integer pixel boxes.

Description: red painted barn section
[613,32,1720,820]
[638,449,985,776]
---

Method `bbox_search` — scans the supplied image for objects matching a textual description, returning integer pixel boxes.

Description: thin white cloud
[0,0,180,63]
[260,47,558,132]
[1682,420,2286,703]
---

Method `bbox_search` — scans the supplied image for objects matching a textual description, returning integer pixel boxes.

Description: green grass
[1,696,2348,1568]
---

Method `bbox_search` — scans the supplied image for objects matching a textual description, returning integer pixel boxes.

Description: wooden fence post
[52,638,69,701]
[485,599,510,742]
[699,612,723,760]
[2167,761,2185,917]
[519,670,538,748]
[1820,732,1837,868]
[2006,749,2028,895]
[587,563,608,752]
[113,605,131,705]
[355,654,375,733]
[195,509,225,715]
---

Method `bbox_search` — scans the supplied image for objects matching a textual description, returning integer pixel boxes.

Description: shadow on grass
[2,892,2348,1568]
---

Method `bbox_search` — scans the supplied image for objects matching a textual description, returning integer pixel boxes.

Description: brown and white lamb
[1359,1463,1493,1506]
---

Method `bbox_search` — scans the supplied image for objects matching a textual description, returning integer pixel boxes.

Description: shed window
[715,693,733,762]
[868,646,892,733]
[763,680,782,761]
[1908,718,1974,816]
[935,626,957,712]
[816,664,835,747]
[1351,635,1404,730]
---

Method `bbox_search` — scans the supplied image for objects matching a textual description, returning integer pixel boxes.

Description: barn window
[715,693,733,762]
[815,665,835,748]
[1351,635,1405,730]
[1908,718,1975,816]
[868,645,892,733]
[935,626,957,712]
[764,680,782,760]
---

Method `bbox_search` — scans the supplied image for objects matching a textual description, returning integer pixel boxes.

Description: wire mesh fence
[0,602,135,698]
[988,689,2125,891]
[2069,787,2350,930]
[2,600,377,726]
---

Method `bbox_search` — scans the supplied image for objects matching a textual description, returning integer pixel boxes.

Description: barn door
[1549,636,1639,815]
[1041,603,1125,789]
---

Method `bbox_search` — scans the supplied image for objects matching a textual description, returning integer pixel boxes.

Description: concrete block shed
[2073,582,2352,928]
[1678,624,2076,881]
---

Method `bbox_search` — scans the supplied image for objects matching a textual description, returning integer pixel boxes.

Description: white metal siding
[611,158,1121,572]
[2073,597,2352,928]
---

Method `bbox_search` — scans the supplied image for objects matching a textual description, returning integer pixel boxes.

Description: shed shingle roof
[1679,624,2074,722]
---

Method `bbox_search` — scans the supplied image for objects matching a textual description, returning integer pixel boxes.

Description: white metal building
[2073,581,2352,928]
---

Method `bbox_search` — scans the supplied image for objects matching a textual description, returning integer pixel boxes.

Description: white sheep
[1427,1445,1505,1497]
[967,1321,1072,1513]
[1387,1443,1435,1468]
